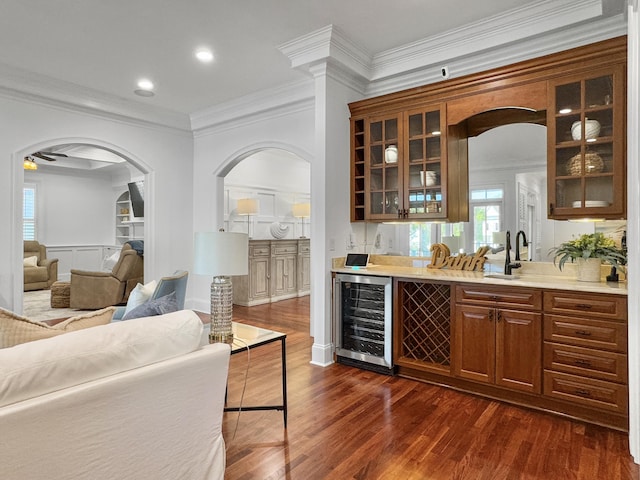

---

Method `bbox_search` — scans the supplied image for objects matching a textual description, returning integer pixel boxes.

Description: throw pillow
[121,292,178,321]
[122,280,157,316]
[23,256,38,267]
[0,307,116,348]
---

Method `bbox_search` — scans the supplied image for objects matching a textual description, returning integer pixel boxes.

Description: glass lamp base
[209,275,234,344]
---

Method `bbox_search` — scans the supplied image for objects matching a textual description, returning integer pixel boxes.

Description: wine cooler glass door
[334,274,392,369]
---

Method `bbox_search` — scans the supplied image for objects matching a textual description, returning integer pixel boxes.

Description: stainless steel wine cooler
[333,273,393,374]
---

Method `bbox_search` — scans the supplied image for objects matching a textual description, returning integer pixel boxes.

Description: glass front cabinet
[351,104,466,223]
[547,65,626,219]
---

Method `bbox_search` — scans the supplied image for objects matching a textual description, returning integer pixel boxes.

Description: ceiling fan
[31,151,68,162]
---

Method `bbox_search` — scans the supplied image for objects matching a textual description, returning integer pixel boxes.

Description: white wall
[224,149,311,238]
[0,94,193,312]
[24,168,116,246]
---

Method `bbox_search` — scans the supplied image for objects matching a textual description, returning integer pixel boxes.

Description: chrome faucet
[504,231,522,275]
[515,230,528,261]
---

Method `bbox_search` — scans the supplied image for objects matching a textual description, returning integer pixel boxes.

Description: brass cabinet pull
[496,310,502,322]
[575,389,592,397]
[488,310,494,321]
[575,304,593,309]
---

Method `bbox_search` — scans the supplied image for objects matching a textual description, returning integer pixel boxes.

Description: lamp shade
[237,198,259,215]
[194,232,248,276]
[292,202,311,218]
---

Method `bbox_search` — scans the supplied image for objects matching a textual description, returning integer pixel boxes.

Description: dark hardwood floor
[209,297,639,480]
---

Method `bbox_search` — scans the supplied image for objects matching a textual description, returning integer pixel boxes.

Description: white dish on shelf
[571,200,609,208]
[571,119,601,140]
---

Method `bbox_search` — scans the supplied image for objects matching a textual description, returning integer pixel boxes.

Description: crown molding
[0,62,191,132]
[278,24,372,83]
[190,80,315,136]
[366,14,627,98]
[371,0,604,80]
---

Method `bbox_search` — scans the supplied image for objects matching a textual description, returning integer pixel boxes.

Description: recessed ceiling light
[195,48,214,63]
[137,79,154,90]
[134,78,155,97]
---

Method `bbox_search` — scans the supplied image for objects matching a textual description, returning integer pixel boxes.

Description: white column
[308,61,362,366]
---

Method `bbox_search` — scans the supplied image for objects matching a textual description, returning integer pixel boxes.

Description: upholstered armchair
[23,241,58,291]
[111,270,189,321]
[69,243,144,309]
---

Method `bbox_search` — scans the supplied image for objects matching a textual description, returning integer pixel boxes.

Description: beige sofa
[0,310,229,480]
[23,241,58,291]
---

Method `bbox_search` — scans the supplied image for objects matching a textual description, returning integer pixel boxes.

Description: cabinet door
[405,105,448,220]
[249,256,270,301]
[547,65,625,219]
[495,309,542,393]
[284,254,297,294]
[272,254,297,296]
[454,305,495,384]
[365,114,403,221]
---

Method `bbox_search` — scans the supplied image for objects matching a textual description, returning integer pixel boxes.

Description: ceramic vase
[576,257,602,282]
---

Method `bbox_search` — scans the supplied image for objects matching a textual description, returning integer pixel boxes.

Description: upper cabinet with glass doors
[547,65,626,219]
[349,36,626,224]
[351,104,467,223]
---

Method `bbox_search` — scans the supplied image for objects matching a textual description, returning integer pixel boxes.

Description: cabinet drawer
[544,314,627,352]
[544,342,627,383]
[298,242,311,254]
[271,243,298,255]
[543,291,627,320]
[250,245,271,257]
[455,285,541,310]
[543,371,628,414]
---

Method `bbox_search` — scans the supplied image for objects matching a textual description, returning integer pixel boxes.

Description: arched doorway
[13,139,153,315]
[216,144,313,329]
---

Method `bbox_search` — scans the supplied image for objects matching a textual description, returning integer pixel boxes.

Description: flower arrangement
[550,232,627,271]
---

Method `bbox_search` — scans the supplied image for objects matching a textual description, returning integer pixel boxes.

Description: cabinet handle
[549,203,554,215]
[574,330,592,336]
[397,209,402,219]
[496,311,502,322]
[575,359,592,367]
[575,304,593,310]
[575,389,592,397]
[490,295,499,301]
[488,310,494,321]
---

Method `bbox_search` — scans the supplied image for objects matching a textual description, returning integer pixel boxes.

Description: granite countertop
[332,258,628,296]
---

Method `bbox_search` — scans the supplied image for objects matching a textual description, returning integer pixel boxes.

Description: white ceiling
[1,0,574,115]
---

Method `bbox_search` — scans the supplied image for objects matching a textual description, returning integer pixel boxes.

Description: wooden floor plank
[199,297,639,480]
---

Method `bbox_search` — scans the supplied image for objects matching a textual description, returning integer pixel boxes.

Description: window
[23,184,36,240]
[469,187,504,251]
[409,223,434,256]
[409,223,464,256]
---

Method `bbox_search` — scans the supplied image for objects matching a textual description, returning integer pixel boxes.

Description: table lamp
[194,231,248,344]
[292,202,311,238]
[237,198,259,237]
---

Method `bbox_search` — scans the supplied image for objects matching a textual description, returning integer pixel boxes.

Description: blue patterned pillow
[121,292,178,320]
